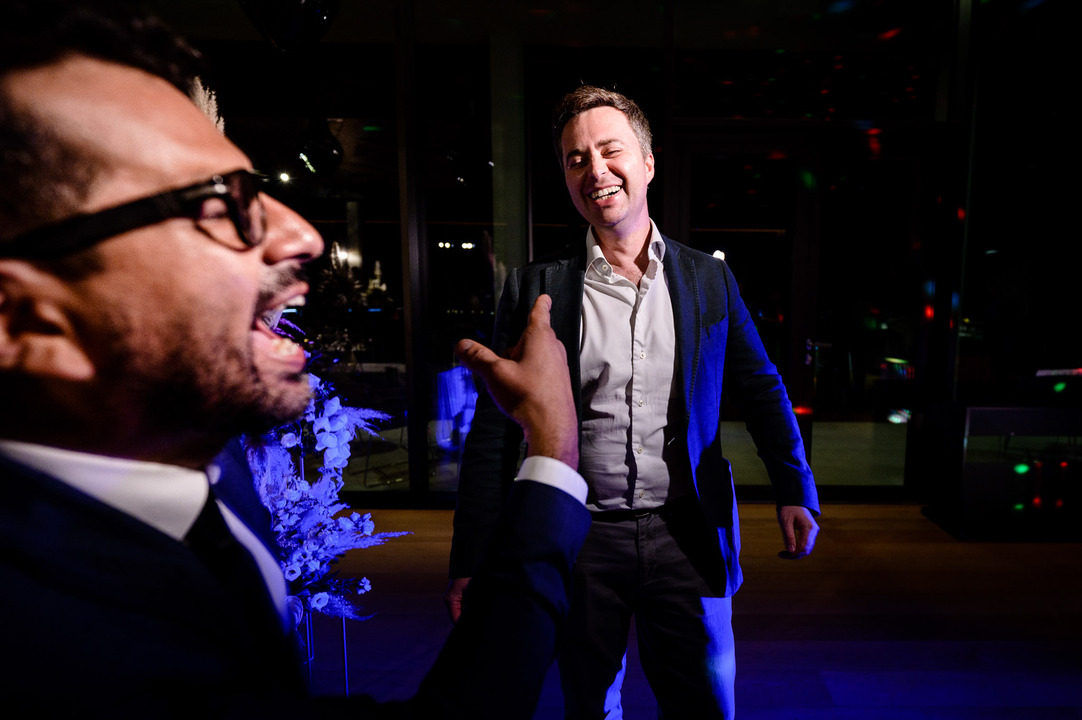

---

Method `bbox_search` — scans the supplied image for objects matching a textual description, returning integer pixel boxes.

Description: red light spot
[767,150,788,160]
[924,305,934,320]
[1033,496,1042,509]
[1060,461,1069,469]
[879,27,902,41]
[957,207,966,221]
[1055,499,1065,509]
[722,80,734,85]
[793,406,813,416]
[866,128,882,136]
[820,89,830,94]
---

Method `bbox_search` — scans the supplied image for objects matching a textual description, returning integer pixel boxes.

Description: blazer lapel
[542,255,586,421]
[663,236,701,412]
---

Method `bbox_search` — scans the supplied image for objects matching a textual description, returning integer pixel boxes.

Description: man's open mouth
[258,295,305,333]
[589,187,620,200]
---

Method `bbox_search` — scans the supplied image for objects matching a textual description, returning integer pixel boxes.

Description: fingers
[527,293,554,328]
[783,524,797,555]
[454,338,498,375]
[505,294,555,362]
[777,505,819,560]
[452,294,577,468]
[444,577,471,624]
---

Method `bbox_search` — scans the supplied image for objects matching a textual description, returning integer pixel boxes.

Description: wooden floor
[313,503,1082,719]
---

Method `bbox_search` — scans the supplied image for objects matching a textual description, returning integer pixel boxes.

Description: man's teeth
[261,297,306,331]
[590,187,620,200]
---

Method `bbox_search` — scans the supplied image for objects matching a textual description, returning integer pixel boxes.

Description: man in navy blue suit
[447,86,821,718]
[0,2,588,717]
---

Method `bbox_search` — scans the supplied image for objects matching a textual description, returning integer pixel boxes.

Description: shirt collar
[0,439,210,540]
[584,221,665,278]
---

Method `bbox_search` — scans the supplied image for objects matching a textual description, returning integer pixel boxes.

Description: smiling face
[559,105,655,244]
[0,55,324,464]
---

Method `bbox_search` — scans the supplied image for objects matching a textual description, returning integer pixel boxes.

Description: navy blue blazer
[0,449,590,718]
[451,233,818,596]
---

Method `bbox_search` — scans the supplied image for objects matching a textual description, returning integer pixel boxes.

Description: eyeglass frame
[0,169,267,259]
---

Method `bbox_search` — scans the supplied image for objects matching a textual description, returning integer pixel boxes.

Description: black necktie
[185,488,307,691]
[185,488,282,633]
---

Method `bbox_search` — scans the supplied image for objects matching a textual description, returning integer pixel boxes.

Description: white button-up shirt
[579,221,684,512]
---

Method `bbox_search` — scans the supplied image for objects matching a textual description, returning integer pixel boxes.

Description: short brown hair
[551,85,653,164]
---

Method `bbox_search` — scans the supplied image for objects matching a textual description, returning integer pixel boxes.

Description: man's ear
[0,260,95,381]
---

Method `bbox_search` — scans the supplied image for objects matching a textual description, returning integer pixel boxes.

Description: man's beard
[94,309,311,443]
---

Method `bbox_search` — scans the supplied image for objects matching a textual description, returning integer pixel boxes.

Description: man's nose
[586,153,607,180]
[259,194,324,264]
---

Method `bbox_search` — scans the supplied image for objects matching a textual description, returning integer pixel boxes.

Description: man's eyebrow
[563,138,624,163]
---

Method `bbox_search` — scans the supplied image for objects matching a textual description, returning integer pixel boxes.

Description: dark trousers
[558,500,736,719]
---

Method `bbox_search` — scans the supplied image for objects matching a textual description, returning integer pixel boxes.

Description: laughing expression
[6,55,324,457]
[560,105,655,242]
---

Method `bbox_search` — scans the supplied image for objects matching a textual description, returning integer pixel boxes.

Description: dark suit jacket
[0,449,590,719]
[451,233,818,596]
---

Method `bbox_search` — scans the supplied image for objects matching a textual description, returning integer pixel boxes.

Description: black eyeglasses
[0,169,267,259]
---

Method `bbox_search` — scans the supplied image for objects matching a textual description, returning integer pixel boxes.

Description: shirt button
[636,446,644,454]
[639,351,646,359]
[638,399,645,407]
[638,491,645,498]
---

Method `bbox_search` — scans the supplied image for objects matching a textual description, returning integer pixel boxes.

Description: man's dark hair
[551,85,653,165]
[0,0,203,245]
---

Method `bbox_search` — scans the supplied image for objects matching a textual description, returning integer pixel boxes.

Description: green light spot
[800,169,817,190]
[1053,382,1067,393]
[1013,463,1030,475]
[363,125,382,132]
[1012,503,1025,512]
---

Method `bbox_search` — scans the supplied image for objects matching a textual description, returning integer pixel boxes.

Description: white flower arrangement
[245,372,407,623]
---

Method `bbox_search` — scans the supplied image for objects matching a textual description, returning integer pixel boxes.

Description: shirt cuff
[515,455,588,505]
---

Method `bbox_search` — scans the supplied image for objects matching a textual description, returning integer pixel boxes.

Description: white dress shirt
[0,439,289,624]
[579,221,689,512]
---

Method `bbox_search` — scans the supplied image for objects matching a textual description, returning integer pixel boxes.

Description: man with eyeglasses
[0,2,588,717]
